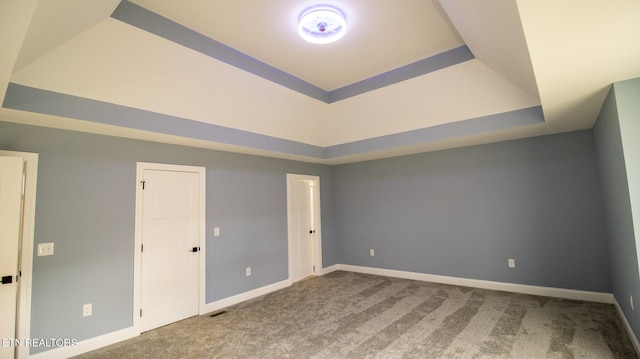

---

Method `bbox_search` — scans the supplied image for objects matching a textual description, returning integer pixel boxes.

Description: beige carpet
[75,271,637,358]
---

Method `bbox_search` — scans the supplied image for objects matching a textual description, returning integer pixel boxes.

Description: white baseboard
[201,267,342,314]
[29,327,134,359]
[337,264,615,304]
[201,266,341,315]
[202,279,291,314]
[31,279,291,358]
[318,264,339,276]
[27,266,619,358]
[613,297,640,355]
[30,279,291,358]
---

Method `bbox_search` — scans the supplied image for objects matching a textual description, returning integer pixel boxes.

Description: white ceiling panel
[130,0,464,91]
[325,59,541,146]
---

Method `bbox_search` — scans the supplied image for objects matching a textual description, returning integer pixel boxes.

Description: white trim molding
[338,265,615,304]
[29,327,134,359]
[192,265,337,315]
[26,264,625,358]
[0,151,38,359]
[203,279,291,314]
[317,264,339,276]
[613,297,640,356]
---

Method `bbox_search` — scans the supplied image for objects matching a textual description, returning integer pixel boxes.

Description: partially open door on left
[0,156,24,359]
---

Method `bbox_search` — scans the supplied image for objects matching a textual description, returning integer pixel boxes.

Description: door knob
[1,275,13,284]
[189,247,200,253]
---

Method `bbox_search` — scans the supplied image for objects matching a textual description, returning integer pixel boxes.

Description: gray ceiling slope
[1,1,639,164]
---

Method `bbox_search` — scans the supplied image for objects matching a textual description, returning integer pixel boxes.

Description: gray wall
[0,121,336,354]
[594,77,640,340]
[0,116,623,354]
[333,130,610,292]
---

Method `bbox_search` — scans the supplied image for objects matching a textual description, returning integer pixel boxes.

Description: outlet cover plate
[83,303,92,317]
[37,243,54,256]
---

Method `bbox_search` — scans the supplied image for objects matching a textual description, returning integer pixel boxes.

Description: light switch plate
[37,243,54,256]
[214,227,220,237]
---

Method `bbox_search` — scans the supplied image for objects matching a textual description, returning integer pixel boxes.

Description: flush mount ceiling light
[298,5,347,44]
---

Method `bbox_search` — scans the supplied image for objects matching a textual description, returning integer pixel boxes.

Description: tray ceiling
[1,0,639,164]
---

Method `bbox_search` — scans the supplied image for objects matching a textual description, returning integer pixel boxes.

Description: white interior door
[140,169,200,332]
[0,156,24,359]
[288,177,315,282]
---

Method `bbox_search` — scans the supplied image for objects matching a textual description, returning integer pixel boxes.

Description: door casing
[0,156,23,359]
[286,174,322,281]
[0,151,38,359]
[133,162,206,335]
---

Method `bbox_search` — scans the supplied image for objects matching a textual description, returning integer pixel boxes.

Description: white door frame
[0,151,38,359]
[286,174,322,280]
[133,162,206,335]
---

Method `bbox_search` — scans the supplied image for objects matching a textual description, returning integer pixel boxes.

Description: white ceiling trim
[111,1,475,104]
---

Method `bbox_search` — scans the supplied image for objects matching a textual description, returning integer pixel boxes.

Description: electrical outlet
[214,227,220,237]
[370,249,375,256]
[246,267,251,277]
[37,242,54,256]
[508,259,515,268]
[83,303,92,317]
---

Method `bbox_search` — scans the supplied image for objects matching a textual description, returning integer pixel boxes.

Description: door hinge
[140,180,146,190]
[313,265,315,272]
[141,244,144,252]
[140,309,142,317]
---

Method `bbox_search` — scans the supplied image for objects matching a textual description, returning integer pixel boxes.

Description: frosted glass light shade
[298,6,347,44]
